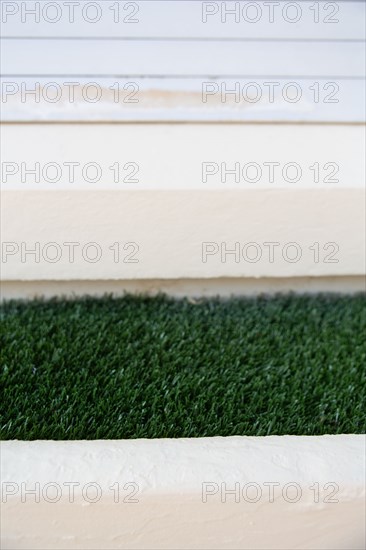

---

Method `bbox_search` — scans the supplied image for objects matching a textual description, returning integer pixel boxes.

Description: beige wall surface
[1,123,365,287]
[1,188,365,281]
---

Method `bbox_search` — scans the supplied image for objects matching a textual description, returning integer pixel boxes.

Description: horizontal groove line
[1,120,364,125]
[1,75,364,80]
[2,37,365,42]
[0,0,363,3]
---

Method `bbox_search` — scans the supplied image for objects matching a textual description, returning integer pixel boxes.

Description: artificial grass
[0,293,365,440]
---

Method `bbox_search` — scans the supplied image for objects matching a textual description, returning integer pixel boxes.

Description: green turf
[1,294,365,440]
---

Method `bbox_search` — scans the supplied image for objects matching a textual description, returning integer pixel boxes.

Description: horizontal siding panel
[1,1,364,121]
[1,77,364,122]
[1,39,364,77]
[1,1,365,40]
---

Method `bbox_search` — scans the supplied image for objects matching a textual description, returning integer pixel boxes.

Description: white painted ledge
[1,124,365,287]
[2,123,364,190]
[1,435,365,550]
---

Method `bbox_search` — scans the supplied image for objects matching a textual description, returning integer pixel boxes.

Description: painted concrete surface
[1,435,365,549]
[2,124,364,191]
[1,189,364,281]
[1,124,364,289]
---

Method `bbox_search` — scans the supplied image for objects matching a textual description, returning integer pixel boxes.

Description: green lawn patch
[1,293,365,439]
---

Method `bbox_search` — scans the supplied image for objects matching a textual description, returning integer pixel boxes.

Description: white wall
[1,1,365,295]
